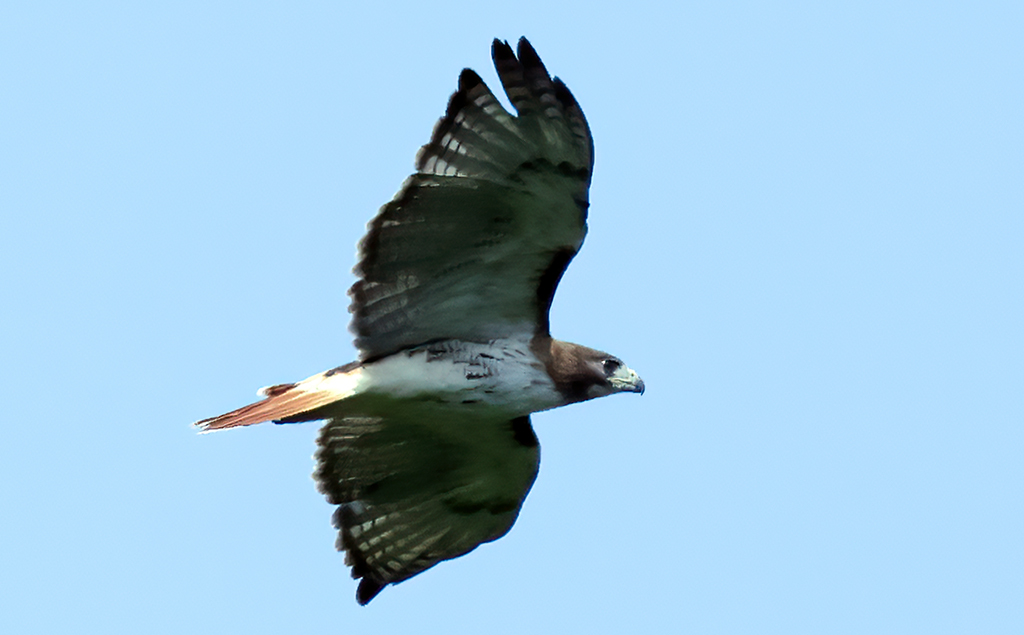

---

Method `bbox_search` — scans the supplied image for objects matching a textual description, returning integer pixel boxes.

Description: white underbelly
[359,339,564,415]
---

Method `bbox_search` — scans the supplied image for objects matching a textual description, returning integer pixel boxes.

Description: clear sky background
[2,2,1022,633]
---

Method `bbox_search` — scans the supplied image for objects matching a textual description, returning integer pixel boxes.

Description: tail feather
[194,363,363,432]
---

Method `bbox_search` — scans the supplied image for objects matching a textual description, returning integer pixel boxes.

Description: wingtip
[458,68,483,91]
[492,37,541,68]
[491,37,514,62]
[356,578,385,605]
[516,37,539,65]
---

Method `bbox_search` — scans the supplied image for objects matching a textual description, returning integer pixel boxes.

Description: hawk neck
[530,335,607,406]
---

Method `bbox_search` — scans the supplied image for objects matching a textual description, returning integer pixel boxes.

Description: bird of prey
[196,37,644,605]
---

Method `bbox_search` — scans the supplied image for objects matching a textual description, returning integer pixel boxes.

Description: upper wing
[349,38,594,361]
[314,409,540,605]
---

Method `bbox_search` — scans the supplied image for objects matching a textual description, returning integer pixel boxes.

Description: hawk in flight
[196,37,644,605]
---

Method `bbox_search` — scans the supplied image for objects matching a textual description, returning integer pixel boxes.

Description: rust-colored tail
[194,363,363,432]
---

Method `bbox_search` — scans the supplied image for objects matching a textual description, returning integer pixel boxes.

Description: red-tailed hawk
[196,37,644,605]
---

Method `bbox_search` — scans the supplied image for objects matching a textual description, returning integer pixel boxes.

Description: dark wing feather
[349,38,593,361]
[314,410,540,604]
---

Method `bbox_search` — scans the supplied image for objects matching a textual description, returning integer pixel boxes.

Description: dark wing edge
[314,413,540,605]
[348,37,594,361]
[491,38,594,181]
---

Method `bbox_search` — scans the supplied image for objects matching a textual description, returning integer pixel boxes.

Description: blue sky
[2,1,1022,633]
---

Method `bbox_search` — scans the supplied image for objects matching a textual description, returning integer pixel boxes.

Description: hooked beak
[610,366,645,395]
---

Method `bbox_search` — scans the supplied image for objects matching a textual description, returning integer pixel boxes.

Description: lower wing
[314,408,540,604]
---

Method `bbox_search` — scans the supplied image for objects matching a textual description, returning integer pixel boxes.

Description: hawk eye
[602,358,621,375]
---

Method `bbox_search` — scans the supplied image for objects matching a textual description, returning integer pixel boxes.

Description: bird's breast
[360,339,565,415]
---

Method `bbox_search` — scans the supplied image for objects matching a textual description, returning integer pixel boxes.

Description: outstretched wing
[314,409,540,605]
[349,38,594,361]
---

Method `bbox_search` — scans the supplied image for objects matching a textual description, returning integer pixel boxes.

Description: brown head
[534,338,645,406]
